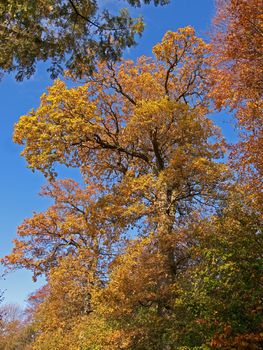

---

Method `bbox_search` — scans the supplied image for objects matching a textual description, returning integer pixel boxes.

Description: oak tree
[6,27,228,278]
[4,27,232,349]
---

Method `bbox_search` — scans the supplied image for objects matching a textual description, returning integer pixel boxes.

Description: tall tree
[0,0,168,80]
[6,27,228,276]
[4,27,230,348]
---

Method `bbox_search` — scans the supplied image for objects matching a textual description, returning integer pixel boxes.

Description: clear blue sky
[0,0,235,307]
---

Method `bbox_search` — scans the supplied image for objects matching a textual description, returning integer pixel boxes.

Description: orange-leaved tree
[209,0,263,206]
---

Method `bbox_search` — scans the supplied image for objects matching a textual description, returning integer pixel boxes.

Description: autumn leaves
[2,3,263,348]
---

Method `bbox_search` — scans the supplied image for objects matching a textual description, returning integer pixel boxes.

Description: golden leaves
[5,27,240,350]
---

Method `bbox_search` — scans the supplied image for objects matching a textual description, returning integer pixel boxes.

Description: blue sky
[0,0,235,307]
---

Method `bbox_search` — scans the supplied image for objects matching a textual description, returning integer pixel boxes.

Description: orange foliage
[209,0,263,206]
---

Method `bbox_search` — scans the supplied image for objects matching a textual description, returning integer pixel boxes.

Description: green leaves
[0,0,168,80]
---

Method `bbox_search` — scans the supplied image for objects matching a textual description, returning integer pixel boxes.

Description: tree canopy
[0,0,168,80]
